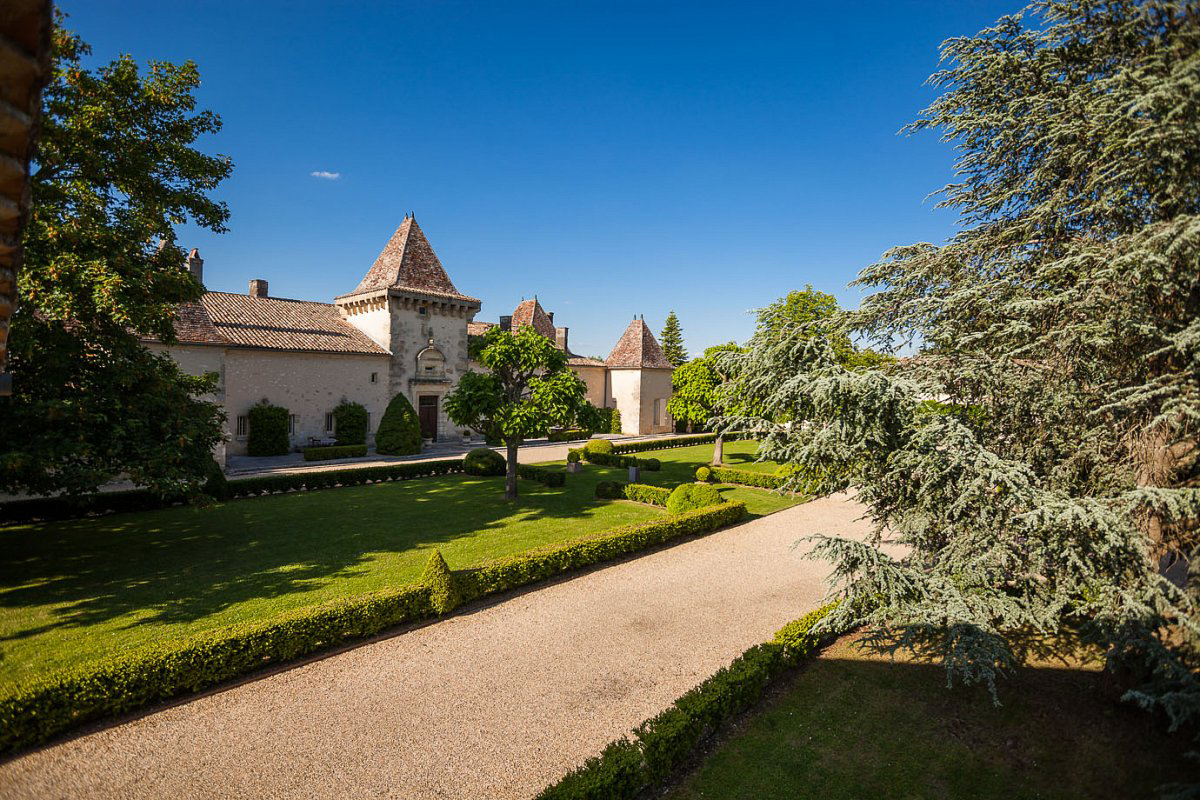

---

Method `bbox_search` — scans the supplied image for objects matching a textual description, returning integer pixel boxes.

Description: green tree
[375,393,421,455]
[445,326,588,499]
[659,310,688,367]
[332,401,369,446]
[0,20,231,497]
[668,350,723,433]
[723,1,1200,738]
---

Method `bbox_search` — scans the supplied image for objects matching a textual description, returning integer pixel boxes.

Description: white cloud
[310,170,341,180]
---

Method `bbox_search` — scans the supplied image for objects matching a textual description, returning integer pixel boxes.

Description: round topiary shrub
[666,482,725,515]
[695,466,712,482]
[642,458,661,471]
[595,480,625,499]
[375,393,422,455]
[584,438,614,455]
[247,400,289,456]
[332,400,369,445]
[567,449,581,464]
[464,447,506,476]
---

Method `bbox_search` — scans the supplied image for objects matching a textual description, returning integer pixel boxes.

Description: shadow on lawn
[0,474,625,639]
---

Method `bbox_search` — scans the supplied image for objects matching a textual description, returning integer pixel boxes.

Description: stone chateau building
[150,216,674,463]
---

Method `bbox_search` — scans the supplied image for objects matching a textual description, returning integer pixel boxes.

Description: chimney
[499,315,512,332]
[547,311,554,324]
[249,279,269,298]
[185,248,204,286]
[555,326,569,351]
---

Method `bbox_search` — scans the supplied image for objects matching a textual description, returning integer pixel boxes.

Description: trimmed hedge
[584,438,614,455]
[666,483,725,515]
[609,407,623,434]
[549,429,592,442]
[536,602,841,800]
[302,444,367,462]
[459,501,747,599]
[709,466,785,490]
[582,450,662,471]
[375,393,422,456]
[464,448,506,476]
[332,401,370,446]
[695,466,711,482]
[517,463,566,487]
[623,483,671,506]
[0,500,747,754]
[612,434,719,454]
[247,401,290,456]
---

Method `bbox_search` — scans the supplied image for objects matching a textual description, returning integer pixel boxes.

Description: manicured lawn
[664,634,1192,800]
[0,472,659,688]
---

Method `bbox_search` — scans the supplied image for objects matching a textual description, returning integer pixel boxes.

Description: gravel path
[0,493,877,800]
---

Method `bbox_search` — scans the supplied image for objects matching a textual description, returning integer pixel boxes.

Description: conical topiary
[375,393,422,455]
[421,549,461,614]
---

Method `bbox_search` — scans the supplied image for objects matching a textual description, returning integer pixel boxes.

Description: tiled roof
[166,302,225,344]
[467,321,497,337]
[566,355,606,367]
[511,298,557,340]
[198,292,389,355]
[606,318,673,369]
[348,217,479,303]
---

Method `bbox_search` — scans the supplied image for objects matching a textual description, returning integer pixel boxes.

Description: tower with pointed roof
[335,215,481,441]
[604,316,675,434]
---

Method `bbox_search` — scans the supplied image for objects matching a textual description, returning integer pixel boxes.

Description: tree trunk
[712,434,724,466]
[506,438,520,500]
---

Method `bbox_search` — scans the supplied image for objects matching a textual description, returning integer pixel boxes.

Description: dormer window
[416,341,446,379]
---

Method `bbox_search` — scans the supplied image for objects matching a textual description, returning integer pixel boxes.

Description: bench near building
[148,216,675,464]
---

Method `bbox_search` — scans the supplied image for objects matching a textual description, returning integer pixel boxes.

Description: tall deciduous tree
[659,311,688,367]
[668,344,738,434]
[0,21,231,498]
[722,0,1200,739]
[445,326,587,499]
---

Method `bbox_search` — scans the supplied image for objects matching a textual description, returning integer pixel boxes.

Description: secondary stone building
[152,216,673,463]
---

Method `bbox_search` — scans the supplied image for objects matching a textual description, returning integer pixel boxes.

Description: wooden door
[418,395,438,441]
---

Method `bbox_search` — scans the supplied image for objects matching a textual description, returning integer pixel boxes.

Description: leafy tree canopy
[659,311,688,367]
[721,0,1200,739]
[0,20,231,497]
[445,327,587,498]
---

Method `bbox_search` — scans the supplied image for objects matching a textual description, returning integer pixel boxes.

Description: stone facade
[156,216,677,463]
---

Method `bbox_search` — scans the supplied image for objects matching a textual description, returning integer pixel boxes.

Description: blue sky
[67,0,1016,358]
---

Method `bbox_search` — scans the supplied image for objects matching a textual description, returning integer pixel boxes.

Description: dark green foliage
[595,481,625,500]
[581,449,662,471]
[1,500,747,754]
[660,311,688,368]
[3,23,230,499]
[302,444,367,462]
[516,463,566,487]
[612,434,727,454]
[202,458,230,501]
[374,393,422,456]
[549,429,592,442]
[666,483,724,515]
[332,401,369,446]
[695,466,711,482]
[464,447,506,476]
[584,438,614,455]
[421,550,461,614]
[535,739,645,800]
[246,401,289,456]
[536,603,841,798]
[708,466,785,490]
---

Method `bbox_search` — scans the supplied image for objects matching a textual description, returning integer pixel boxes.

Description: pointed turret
[606,317,673,369]
[510,297,557,340]
[348,216,479,302]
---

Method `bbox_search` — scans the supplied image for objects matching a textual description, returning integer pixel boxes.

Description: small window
[325,413,335,433]
[418,306,427,316]
[236,415,248,437]
[370,372,378,383]
[288,414,297,435]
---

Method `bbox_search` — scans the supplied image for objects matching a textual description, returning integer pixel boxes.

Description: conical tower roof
[511,297,557,340]
[606,317,673,369]
[348,216,479,302]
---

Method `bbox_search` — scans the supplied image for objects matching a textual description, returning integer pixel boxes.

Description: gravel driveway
[0,493,877,800]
